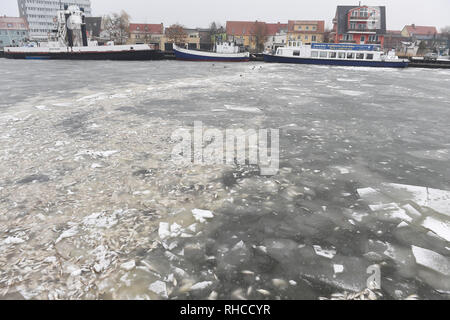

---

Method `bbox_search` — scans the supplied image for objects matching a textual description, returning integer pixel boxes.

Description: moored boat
[264,42,409,68]
[173,42,250,62]
[3,5,163,61]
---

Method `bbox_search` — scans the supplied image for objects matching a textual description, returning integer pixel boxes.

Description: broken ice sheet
[422,217,450,242]
[192,209,214,223]
[412,246,450,276]
[313,245,336,259]
[148,281,168,299]
[382,183,450,216]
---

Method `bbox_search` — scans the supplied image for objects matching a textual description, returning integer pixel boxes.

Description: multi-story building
[226,21,287,52]
[17,0,92,40]
[128,23,164,49]
[161,27,200,51]
[264,22,288,51]
[332,5,386,48]
[287,20,325,44]
[0,16,29,48]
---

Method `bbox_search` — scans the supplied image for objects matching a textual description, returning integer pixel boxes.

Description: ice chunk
[412,246,450,276]
[369,203,412,223]
[55,226,78,243]
[3,237,25,245]
[83,212,118,229]
[333,264,344,274]
[383,183,450,216]
[224,105,262,113]
[313,245,336,259]
[422,217,450,242]
[190,281,213,291]
[192,209,214,223]
[149,281,168,298]
[120,260,136,271]
[158,222,170,240]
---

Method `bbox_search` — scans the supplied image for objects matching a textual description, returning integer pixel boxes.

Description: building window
[343,34,353,41]
[360,8,368,17]
[312,35,317,42]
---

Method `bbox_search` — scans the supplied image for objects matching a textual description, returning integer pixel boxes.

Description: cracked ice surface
[1,60,450,300]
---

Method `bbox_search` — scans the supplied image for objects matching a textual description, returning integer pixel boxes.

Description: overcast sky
[2,0,449,30]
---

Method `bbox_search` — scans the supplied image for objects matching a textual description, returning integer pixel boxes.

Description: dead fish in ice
[272,279,288,290]
[256,289,271,296]
[241,270,255,275]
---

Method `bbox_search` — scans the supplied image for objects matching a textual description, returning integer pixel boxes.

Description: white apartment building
[17,0,92,40]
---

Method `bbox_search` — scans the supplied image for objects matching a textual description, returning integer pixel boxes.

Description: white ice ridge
[412,246,450,276]
[358,183,450,217]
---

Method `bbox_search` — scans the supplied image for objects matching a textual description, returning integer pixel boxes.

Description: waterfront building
[0,16,29,48]
[384,30,408,51]
[129,23,164,49]
[17,0,92,40]
[332,5,386,48]
[401,25,438,40]
[160,27,200,51]
[227,21,287,52]
[264,22,288,51]
[287,20,325,44]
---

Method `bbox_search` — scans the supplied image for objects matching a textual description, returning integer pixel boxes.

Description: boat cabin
[215,42,240,54]
[276,41,392,61]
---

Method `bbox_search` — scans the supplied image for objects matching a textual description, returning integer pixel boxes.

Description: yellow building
[160,28,200,51]
[287,20,325,44]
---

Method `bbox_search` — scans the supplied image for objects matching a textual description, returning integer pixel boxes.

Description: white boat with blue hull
[173,42,250,62]
[264,42,409,68]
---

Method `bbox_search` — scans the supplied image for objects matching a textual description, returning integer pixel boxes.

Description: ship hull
[263,54,408,68]
[173,46,250,62]
[3,49,164,61]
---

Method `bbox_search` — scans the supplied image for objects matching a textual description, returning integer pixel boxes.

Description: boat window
[366,53,374,60]
[293,50,300,56]
[329,52,337,58]
[356,53,364,59]
[311,51,319,58]
[338,52,345,59]
[319,51,327,58]
[347,52,355,59]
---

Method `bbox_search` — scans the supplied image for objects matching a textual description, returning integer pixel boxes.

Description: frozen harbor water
[0,59,449,300]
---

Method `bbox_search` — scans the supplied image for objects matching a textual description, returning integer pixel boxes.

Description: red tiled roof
[404,25,437,36]
[226,21,267,36]
[288,20,325,33]
[0,17,28,30]
[266,23,288,36]
[387,30,402,35]
[129,23,163,34]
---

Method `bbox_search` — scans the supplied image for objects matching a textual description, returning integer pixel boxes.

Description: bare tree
[166,24,187,45]
[103,11,130,44]
[251,21,267,53]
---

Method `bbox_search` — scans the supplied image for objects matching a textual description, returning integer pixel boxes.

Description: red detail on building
[129,23,164,34]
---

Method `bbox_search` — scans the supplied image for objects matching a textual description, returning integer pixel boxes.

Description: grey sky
[2,0,449,30]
